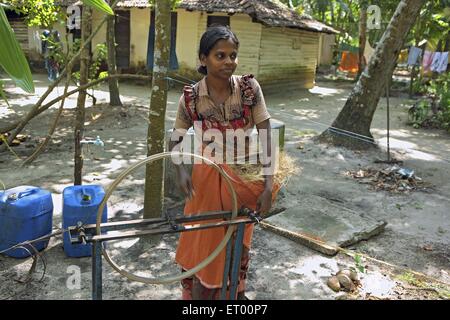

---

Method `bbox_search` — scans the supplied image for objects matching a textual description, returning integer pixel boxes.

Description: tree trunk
[445,31,450,72]
[106,12,122,106]
[74,6,92,185]
[357,1,367,80]
[319,0,426,149]
[330,1,335,25]
[143,0,171,219]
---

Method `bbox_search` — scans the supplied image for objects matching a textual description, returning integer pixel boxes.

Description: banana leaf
[82,0,114,15]
[0,6,34,93]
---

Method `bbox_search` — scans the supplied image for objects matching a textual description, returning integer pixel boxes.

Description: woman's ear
[200,54,207,66]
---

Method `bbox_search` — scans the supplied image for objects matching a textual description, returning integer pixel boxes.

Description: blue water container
[62,185,107,257]
[0,186,53,258]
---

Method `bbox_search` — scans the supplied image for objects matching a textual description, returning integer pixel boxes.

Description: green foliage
[397,272,450,299]
[89,43,108,80]
[72,43,108,84]
[279,0,372,49]
[3,0,64,28]
[409,0,450,47]
[2,0,115,28]
[0,5,34,93]
[408,100,431,128]
[353,253,365,273]
[98,71,108,79]
[82,0,114,16]
[408,73,450,132]
[433,73,450,110]
[278,0,449,55]
[42,31,64,66]
[398,272,423,286]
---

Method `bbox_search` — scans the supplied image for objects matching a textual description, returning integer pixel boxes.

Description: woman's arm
[256,119,273,190]
[256,119,273,214]
[169,129,195,200]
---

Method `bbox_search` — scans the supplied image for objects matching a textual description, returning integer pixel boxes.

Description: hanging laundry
[338,51,359,74]
[407,46,423,66]
[422,50,435,73]
[437,52,449,73]
[364,39,375,64]
[431,52,442,72]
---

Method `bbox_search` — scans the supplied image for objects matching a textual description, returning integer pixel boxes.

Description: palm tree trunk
[106,12,122,106]
[143,0,171,218]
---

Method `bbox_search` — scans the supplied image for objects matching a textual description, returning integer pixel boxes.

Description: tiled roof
[178,0,338,34]
[65,0,338,34]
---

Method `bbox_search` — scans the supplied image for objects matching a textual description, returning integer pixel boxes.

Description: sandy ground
[0,73,448,300]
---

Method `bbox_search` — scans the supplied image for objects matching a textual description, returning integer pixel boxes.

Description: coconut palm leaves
[0,5,34,95]
[82,0,114,16]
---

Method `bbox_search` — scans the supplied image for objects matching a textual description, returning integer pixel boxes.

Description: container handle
[19,188,38,198]
[8,188,38,201]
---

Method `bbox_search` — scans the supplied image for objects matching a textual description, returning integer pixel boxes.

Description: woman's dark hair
[197,25,239,75]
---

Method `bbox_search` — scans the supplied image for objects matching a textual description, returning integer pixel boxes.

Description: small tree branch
[0,0,121,152]
[0,74,151,137]
[21,64,74,166]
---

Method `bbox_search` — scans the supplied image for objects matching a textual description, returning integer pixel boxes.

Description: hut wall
[258,26,319,91]
[130,8,150,69]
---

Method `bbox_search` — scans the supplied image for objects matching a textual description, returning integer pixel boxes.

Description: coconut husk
[229,152,301,187]
[327,276,341,292]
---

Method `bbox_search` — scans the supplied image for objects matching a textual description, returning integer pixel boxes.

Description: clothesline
[338,46,449,75]
[407,46,449,74]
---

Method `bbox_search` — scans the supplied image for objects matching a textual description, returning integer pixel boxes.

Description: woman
[42,30,62,81]
[170,25,279,300]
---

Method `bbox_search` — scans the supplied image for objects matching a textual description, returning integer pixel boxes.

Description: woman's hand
[256,188,272,216]
[176,166,195,200]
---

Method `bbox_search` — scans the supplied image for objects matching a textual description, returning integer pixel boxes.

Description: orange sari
[175,162,279,297]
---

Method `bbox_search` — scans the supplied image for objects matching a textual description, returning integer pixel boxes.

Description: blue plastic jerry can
[0,186,53,258]
[62,185,107,258]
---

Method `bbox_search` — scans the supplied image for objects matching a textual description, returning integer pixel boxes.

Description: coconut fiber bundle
[229,151,300,187]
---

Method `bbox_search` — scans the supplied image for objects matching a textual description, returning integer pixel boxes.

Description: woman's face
[201,38,238,80]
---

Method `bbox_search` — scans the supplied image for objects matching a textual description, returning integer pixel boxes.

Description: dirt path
[0,74,448,299]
